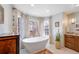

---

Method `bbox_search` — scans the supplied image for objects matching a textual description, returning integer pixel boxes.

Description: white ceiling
[13,4,79,17]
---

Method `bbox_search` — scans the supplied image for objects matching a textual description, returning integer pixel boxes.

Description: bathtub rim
[22,36,49,43]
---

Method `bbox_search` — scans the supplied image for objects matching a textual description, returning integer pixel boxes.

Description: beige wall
[65,12,79,33]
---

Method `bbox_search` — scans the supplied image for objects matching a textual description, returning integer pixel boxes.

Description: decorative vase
[55,30,60,49]
[56,41,60,49]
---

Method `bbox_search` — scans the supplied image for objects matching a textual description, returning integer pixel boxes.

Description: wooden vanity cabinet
[0,35,19,54]
[65,34,79,52]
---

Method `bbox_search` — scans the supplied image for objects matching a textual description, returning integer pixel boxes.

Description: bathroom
[0,4,79,54]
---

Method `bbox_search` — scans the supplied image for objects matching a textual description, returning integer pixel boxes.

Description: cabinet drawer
[65,39,74,44]
[65,35,73,38]
[0,36,17,40]
[65,42,74,49]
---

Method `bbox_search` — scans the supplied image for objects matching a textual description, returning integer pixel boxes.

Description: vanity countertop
[65,32,79,36]
[0,33,19,37]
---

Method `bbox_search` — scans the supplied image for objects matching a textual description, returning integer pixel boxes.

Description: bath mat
[33,49,53,54]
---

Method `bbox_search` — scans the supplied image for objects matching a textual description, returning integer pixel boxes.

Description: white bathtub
[22,36,49,53]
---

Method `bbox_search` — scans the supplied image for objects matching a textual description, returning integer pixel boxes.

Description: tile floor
[20,44,79,54]
[46,44,78,54]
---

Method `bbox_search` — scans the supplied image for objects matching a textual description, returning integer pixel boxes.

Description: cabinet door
[0,40,8,54]
[7,39,16,54]
[70,37,75,49]
[74,37,79,52]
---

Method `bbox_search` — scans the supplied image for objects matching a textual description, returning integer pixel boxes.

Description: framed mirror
[0,5,4,24]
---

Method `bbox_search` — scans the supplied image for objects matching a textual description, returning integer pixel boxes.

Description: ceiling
[13,4,79,17]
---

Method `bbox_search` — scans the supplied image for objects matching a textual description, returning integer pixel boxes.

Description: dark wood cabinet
[65,34,79,52]
[0,35,19,54]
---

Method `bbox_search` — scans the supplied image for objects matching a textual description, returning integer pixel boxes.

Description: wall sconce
[71,18,76,24]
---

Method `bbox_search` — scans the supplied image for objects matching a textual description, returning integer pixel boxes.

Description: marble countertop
[0,33,19,37]
[65,33,79,36]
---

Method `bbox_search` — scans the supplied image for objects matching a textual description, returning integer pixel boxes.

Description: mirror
[0,5,4,24]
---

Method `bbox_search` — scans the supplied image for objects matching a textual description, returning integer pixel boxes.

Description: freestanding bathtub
[22,36,49,53]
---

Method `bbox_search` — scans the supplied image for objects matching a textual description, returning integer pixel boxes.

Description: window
[44,20,49,35]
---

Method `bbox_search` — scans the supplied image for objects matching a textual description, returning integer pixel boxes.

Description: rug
[33,49,53,54]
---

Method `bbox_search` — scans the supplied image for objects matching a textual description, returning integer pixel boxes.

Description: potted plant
[55,31,60,49]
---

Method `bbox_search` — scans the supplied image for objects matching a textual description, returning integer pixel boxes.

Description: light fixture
[18,15,21,18]
[30,4,35,7]
[46,9,50,13]
[71,18,76,24]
